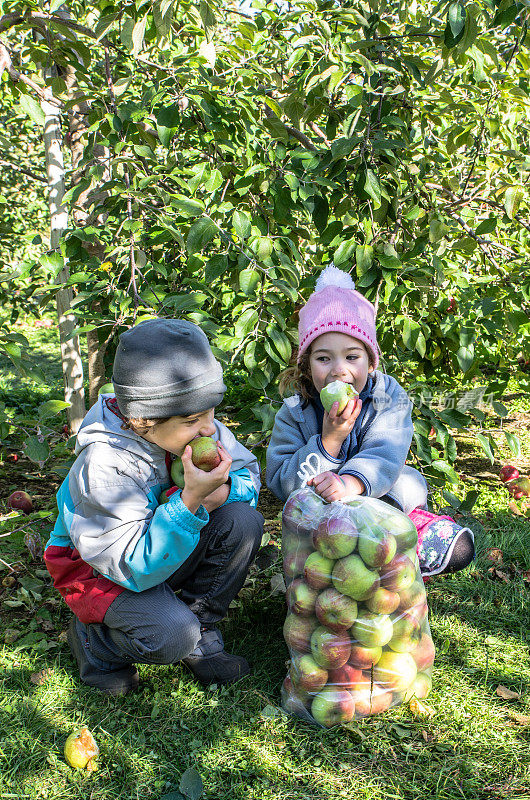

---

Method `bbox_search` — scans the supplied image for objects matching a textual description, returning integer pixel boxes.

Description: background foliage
[0,0,529,493]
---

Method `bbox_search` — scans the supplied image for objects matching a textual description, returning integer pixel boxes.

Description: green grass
[0,319,529,800]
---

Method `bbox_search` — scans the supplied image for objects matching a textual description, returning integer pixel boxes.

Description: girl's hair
[279,341,377,404]
[278,349,313,404]
[121,416,172,436]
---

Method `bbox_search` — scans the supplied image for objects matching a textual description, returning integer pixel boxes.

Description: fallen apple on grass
[499,464,520,483]
[64,727,99,770]
[6,490,33,515]
[506,476,530,499]
[320,380,359,414]
[311,685,356,727]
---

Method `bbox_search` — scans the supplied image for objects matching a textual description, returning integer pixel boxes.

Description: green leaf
[179,767,204,800]
[205,254,228,282]
[476,432,496,464]
[448,2,466,38]
[160,792,186,800]
[233,210,251,239]
[38,400,71,420]
[200,0,217,40]
[364,170,381,208]
[267,325,291,363]
[504,430,521,457]
[24,436,50,466]
[475,217,497,235]
[132,16,147,55]
[456,344,474,373]
[235,308,258,338]
[356,245,373,275]
[19,94,45,126]
[504,186,524,220]
[334,240,356,267]
[311,195,329,233]
[239,268,260,295]
[186,218,217,254]
[173,195,205,218]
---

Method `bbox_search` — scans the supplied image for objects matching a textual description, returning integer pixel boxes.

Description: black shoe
[67,617,139,697]
[182,627,250,686]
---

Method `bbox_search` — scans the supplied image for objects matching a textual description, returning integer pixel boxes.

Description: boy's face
[309,332,373,395]
[142,408,216,455]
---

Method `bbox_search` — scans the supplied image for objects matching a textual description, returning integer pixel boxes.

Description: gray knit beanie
[112,319,226,418]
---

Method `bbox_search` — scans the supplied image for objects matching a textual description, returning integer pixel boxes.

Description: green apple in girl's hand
[320,380,359,414]
[170,457,185,488]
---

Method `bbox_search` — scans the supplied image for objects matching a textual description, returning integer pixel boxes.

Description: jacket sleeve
[266,402,348,503]
[339,382,413,499]
[225,468,259,507]
[69,469,208,592]
[215,420,261,506]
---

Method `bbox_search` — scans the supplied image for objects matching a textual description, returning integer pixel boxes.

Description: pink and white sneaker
[408,508,474,579]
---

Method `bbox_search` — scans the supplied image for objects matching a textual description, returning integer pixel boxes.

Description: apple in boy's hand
[189,436,221,471]
[311,685,356,726]
[170,457,185,488]
[499,464,520,483]
[7,491,33,514]
[320,380,359,414]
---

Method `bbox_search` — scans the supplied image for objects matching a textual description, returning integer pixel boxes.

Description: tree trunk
[41,95,86,432]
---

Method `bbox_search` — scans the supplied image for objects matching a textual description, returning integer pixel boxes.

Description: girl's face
[309,332,374,395]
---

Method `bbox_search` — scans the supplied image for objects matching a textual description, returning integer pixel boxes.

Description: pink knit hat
[298,265,379,368]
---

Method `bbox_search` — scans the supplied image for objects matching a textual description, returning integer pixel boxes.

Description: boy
[44,319,264,695]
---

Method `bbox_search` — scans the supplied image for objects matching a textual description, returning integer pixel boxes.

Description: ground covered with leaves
[0,321,529,800]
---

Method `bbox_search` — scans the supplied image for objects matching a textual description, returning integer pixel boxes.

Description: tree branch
[0,39,63,106]
[0,159,46,182]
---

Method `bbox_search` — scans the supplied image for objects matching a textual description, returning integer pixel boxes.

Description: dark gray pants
[81,502,264,668]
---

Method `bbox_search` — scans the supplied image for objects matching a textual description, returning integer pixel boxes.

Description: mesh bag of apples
[281,486,435,727]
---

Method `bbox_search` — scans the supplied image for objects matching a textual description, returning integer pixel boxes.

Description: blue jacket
[44,396,260,623]
[266,371,427,513]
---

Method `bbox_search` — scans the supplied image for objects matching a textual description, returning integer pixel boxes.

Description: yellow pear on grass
[64,727,99,770]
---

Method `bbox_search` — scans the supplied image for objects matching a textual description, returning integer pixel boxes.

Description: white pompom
[315,264,355,293]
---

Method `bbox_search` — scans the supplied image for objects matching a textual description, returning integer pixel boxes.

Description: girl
[266,266,475,578]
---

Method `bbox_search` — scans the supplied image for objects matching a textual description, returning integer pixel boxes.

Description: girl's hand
[308,472,365,503]
[321,397,363,458]
[181,442,232,514]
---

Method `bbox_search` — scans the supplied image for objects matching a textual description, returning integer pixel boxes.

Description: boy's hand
[321,397,362,458]
[181,442,232,514]
[308,472,365,503]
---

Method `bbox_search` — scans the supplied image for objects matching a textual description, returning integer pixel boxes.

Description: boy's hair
[121,416,172,436]
[279,343,376,405]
